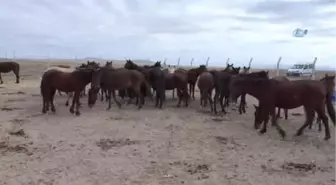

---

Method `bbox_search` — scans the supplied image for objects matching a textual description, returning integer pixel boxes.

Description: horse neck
[242,83,267,101]
[76,70,92,84]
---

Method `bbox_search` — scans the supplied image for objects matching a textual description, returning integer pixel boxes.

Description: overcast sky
[0,0,335,67]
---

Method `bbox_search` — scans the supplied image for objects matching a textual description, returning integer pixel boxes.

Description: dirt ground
[0,61,335,185]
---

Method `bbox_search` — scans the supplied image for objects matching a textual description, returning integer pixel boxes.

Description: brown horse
[187,65,207,100]
[52,64,71,68]
[173,68,190,107]
[123,59,154,104]
[41,66,97,115]
[210,66,243,114]
[162,66,176,99]
[99,61,113,101]
[88,67,152,110]
[237,66,251,114]
[229,72,335,140]
[0,61,20,84]
[197,72,214,112]
[271,76,290,119]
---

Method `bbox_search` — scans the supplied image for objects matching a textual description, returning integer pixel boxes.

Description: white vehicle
[286,63,314,77]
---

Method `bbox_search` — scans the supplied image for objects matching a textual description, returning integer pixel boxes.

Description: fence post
[248,57,253,73]
[163,58,167,67]
[177,57,180,67]
[226,58,230,65]
[276,57,282,76]
[205,57,210,66]
[190,58,194,67]
[311,57,317,80]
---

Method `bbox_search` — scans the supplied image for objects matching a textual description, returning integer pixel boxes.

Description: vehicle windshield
[291,64,304,69]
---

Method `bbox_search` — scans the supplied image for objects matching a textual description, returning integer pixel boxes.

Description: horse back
[0,61,20,73]
[174,68,188,82]
[197,72,214,89]
[271,76,289,82]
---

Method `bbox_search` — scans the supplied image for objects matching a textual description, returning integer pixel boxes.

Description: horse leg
[74,91,81,116]
[295,106,315,137]
[100,88,104,101]
[213,90,219,114]
[112,90,122,108]
[207,90,214,112]
[188,83,192,100]
[159,89,165,109]
[199,90,204,108]
[69,92,77,114]
[155,89,159,108]
[176,89,182,107]
[192,83,196,100]
[183,89,189,107]
[172,89,175,99]
[276,108,281,118]
[270,107,286,138]
[49,88,56,113]
[13,69,20,83]
[315,104,331,140]
[134,86,144,110]
[0,73,3,84]
[107,91,112,110]
[284,109,288,120]
[219,93,226,114]
[242,94,246,113]
[42,91,48,113]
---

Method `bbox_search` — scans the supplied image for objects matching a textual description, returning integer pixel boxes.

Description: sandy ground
[0,61,335,185]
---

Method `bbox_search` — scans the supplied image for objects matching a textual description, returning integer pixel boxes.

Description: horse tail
[325,92,335,125]
[144,80,153,99]
[40,74,48,99]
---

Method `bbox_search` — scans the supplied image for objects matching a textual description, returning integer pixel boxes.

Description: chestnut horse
[187,65,207,100]
[88,67,152,110]
[0,61,20,84]
[40,66,97,115]
[229,72,335,140]
[271,76,290,119]
[197,71,214,112]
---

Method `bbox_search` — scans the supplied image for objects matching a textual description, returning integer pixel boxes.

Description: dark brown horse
[40,66,97,115]
[187,65,207,100]
[99,61,113,101]
[237,66,251,114]
[123,59,154,104]
[197,72,214,112]
[173,68,190,107]
[0,61,20,84]
[88,67,152,110]
[210,66,243,114]
[52,64,71,68]
[229,72,335,140]
[271,76,290,119]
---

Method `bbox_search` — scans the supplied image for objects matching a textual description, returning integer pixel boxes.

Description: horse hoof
[51,108,56,113]
[324,135,331,140]
[295,131,302,136]
[69,109,74,114]
[42,110,47,114]
[259,129,266,134]
[280,130,286,139]
[75,112,81,116]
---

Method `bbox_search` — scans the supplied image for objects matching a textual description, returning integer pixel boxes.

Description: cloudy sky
[0,0,335,68]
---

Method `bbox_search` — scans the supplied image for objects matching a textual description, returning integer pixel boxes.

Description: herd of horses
[0,60,335,141]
